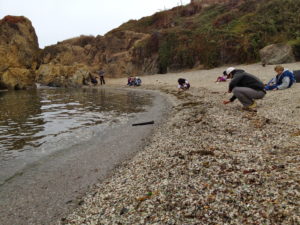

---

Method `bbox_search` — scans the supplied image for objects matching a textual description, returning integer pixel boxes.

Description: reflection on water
[0,88,152,160]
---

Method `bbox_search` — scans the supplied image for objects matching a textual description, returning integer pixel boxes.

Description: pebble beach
[61,63,300,225]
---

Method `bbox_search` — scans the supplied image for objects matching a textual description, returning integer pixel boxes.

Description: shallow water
[0,88,152,183]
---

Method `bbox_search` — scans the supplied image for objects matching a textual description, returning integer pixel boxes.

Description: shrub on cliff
[38,0,300,77]
[116,0,300,71]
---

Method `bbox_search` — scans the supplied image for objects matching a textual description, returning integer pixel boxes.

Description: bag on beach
[293,70,300,82]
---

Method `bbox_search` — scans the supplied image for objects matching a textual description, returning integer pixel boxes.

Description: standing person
[264,65,296,91]
[98,70,105,85]
[223,67,266,111]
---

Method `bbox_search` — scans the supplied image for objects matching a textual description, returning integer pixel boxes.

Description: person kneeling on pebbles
[215,70,228,83]
[178,78,190,91]
[223,67,266,111]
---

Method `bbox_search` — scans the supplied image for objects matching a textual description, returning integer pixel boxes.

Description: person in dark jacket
[98,70,105,85]
[89,73,98,85]
[223,67,266,111]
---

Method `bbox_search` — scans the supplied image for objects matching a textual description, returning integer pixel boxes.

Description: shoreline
[63,62,300,224]
[0,88,172,225]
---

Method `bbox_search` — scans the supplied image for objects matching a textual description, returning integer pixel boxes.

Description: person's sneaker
[248,101,257,109]
[242,101,257,111]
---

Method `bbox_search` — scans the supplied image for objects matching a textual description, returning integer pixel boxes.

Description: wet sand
[0,89,171,225]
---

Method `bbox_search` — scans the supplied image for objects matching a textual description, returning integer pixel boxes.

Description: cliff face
[39,30,152,78]
[41,0,300,78]
[1,0,300,88]
[37,0,235,79]
[107,0,300,72]
[0,16,40,89]
[0,16,94,89]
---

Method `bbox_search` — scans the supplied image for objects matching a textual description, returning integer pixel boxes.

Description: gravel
[60,63,300,225]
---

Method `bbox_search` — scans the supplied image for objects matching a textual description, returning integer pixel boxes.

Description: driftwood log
[132,121,154,126]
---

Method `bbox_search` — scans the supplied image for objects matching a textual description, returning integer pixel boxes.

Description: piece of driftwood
[132,121,154,126]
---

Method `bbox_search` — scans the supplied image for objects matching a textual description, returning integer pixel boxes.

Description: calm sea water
[0,88,152,183]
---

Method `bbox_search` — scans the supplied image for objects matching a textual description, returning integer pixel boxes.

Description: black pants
[100,76,105,85]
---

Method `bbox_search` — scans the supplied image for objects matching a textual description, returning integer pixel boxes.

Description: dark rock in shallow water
[47,82,61,87]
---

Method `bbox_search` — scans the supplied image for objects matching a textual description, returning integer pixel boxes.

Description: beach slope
[63,63,300,224]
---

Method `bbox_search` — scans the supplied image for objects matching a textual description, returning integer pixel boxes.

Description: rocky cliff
[40,0,300,79]
[1,0,300,89]
[34,30,153,87]
[0,16,39,90]
[40,31,151,77]
[0,15,95,89]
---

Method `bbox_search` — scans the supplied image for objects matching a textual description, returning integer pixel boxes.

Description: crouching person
[223,67,266,111]
[178,78,190,91]
[215,71,228,82]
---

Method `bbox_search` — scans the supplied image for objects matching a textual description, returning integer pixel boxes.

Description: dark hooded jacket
[229,69,265,102]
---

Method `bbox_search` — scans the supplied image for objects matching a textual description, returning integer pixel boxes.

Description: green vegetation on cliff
[114,0,300,72]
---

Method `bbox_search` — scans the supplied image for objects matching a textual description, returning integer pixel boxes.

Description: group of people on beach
[127,77,142,86]
[178,65,296,112]
[83,70,106,86]
[84,64,296,112]
[222,65,296,111]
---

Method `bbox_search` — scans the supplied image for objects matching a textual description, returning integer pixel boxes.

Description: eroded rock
[0,15,39,89]
[36,64,91,87]
[259,44,295,65]
[40,31,156,78]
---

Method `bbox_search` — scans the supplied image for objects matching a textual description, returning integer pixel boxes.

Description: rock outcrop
[2,0,300,89]
[40,31,153,79]
[36,64,91,87]
[259,44,296,65]
[0,16,155,88]
[0,16,40,89]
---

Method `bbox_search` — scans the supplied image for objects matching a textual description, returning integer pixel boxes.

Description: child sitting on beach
[178,78,190,91]
[88,73,98,85]
[135,77,142,86]
[127,77,135,86]
[215,71,227,82]
[264,65,296,91]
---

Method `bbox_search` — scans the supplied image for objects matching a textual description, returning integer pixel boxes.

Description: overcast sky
[0,0,190,48]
